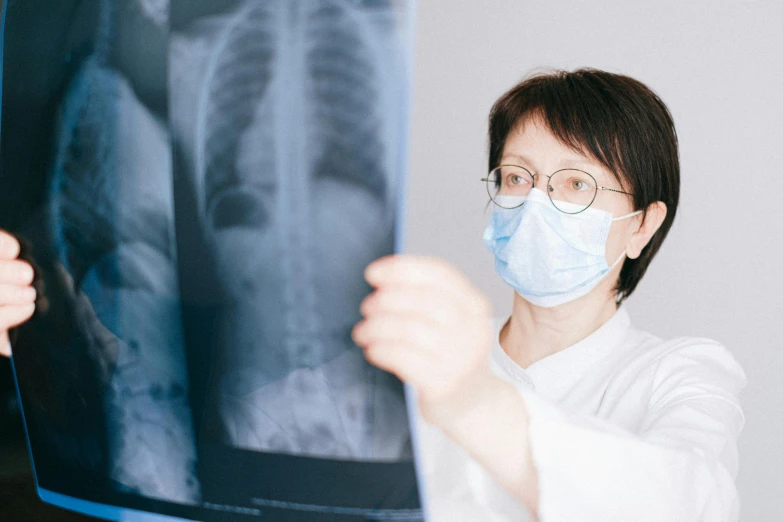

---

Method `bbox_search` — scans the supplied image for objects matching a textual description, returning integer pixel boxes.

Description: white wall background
[405,1,783,520]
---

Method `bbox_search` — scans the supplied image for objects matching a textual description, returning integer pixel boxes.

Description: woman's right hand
[0,230,36,357]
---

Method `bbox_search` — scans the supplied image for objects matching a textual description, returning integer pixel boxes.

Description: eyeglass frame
[481,164,634,214]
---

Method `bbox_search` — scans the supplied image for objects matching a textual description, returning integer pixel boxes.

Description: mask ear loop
[610,250,629,270]
[611,209,643,221]
[609,209,644,267]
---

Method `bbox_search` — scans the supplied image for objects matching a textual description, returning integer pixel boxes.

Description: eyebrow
[500,152,613,184]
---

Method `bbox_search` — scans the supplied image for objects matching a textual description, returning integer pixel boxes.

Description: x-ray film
[0,1,423,520]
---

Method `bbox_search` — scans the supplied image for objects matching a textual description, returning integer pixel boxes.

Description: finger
[0,260,35,285]
[352,314,440,354]
[0,231,20,260]
[365,255,491,316]
[360,286,463,326]
[365,255,468,290]
[0,284,37,305]
[361,340,437,388]
[0,303,36,331]
[0,331,10,357]
[364,255,487,314]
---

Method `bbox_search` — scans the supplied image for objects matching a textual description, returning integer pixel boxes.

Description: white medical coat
[415,306,746,522]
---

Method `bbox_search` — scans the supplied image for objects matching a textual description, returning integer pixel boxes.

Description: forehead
[501,116,621,186]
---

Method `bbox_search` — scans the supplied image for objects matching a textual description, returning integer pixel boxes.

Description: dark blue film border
[0,0,50,510]
[39,489,196,522]
[1,0,40,515]
[38,488,425,522]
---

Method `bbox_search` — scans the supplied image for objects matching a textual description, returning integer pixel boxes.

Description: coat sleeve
[520,340,746,522]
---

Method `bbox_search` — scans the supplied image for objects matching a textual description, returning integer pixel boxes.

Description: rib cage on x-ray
[199,3,390,359]
[173,0,412,460]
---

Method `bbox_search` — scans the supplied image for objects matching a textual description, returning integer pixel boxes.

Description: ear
[626,201,667,259]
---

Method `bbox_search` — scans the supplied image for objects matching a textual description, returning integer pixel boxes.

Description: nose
[531,173,551,193]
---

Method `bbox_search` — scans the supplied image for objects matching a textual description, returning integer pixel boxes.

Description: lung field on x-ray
[171,0,412,461]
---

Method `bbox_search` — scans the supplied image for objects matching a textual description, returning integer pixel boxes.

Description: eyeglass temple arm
[599,186,633,195]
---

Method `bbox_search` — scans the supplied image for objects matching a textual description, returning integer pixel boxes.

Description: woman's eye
[571,179,587,191]
[509,175,527,185]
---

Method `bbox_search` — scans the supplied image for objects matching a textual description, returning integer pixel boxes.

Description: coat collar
[490,306,633,398]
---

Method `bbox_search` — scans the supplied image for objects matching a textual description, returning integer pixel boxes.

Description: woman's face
[500,116,643,282]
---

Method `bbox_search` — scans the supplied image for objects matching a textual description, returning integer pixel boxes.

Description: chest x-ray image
[171,0,412,463]
[0,0,423,521]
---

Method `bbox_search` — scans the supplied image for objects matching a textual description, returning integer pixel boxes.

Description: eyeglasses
[481,164,633,214]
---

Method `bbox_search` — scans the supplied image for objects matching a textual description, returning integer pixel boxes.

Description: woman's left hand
[353,254,540,515]
[352,254,495,424]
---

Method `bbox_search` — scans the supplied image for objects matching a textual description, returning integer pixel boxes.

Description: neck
[500,287,619,369]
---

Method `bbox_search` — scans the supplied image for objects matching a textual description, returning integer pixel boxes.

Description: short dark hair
[487,68,680,303]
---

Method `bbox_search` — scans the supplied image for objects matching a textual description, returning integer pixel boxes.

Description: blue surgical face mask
[482,188,642,308]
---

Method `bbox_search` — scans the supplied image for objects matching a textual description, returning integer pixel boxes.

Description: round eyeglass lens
[486,166,533,208]
[547,169,598,214]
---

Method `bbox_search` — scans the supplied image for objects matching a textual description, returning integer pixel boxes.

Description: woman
[0,69,745,521]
